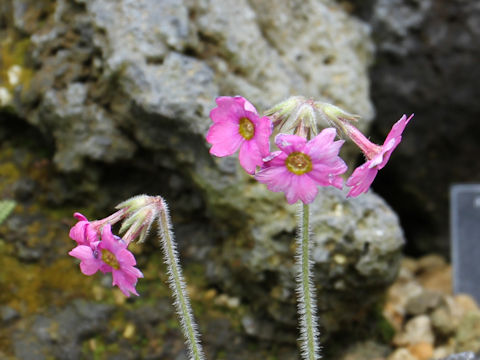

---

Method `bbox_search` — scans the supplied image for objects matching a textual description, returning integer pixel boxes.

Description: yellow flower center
[102,249,120,269]
[285,152,312,175]
[239,117,255,140]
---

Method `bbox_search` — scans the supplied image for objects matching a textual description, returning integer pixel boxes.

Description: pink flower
[206,96,272,174]
[69,224,144,297]
[346,114,414,197]
[255,128,347,204]
[69,212,98,246]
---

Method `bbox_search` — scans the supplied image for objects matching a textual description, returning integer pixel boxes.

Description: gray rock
[208,187,404,334]
[41,84,136,171]
[12,300,113,360]
[431,305,457,338]
[393,315,434,347]
[439,352,480,360]
[0,306,20,323]
[337,340,391,360]
[4,0,374,172]
[312,188,404,331]
[455,311,480,353]
[405,290,444,316]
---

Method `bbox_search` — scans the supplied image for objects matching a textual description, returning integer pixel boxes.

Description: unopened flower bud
[266,96,321,138]
[115,194,156,214]
[314,102,360,135]
[116,195,162,244]
[265,96,303,125]
[294,103,317,137]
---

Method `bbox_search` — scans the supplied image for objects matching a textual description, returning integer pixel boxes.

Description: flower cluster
[68,197,206,359]
[68,212,144,297]
[206,96,413,203]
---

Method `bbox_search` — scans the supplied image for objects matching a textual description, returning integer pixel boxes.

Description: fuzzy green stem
[297,203,319,360]
[158,199,205,360]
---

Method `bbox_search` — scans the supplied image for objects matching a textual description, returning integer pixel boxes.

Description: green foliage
[0,200,15,226]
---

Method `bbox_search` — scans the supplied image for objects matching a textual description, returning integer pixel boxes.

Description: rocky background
[0,0,479,359]
[350,0,480,255]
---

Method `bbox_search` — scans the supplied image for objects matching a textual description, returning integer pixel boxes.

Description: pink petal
[69,244,103,275]
[206,121,243,157]
[214,97,246,119]
[311,140,345,162]
[275,134,307,154]
[70,213,98,246]
[329,174,344,189]
[69,222,88,245]
[262,151,287,167]
[209,106,238,124]
[99,224,125,255]
[255,165,292,192]
[371,138,395,168]
[305,130,344,162]
[112,270,140,297]
[80,258,102,276]
[377,114,413,169]
[312,147,347,171]
[215,96,258,114]
[383,114,413,146]
[313,157,348,176]
[234,96,257,113]
[117,248,137,267]
[215,96,239,108]
[99,263,112,274]
[253,116,273,157]
[306,128,337,149]
[287,175,318,204]
[308,166,344,189]
[121,265,144,279]
[86,227,99,246]
[73,212,88,221]
[346,162,379,197]
[239,140,262,174]
[69,245,95,261]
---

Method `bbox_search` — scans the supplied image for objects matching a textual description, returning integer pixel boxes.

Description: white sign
[451,184,480,303]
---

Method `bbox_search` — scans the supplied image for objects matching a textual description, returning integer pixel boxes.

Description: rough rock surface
[348,0,480,255]
[2,0,374,172]
[12,300,113,360]
[440,353,480,360]
[208,187,404,336]
[0,0,409,358]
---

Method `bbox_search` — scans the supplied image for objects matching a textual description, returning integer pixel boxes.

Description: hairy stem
[297,203,320,360]
[158,199,205,360]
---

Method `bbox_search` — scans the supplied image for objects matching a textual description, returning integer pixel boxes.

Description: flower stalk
[297,203,320,360]
[157,198,205,360]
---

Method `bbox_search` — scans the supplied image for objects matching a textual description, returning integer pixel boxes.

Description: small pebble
[387,348,417,360]
[393,315,434,347]
[0,306,20,323]
[408,342,434,360]
[454,294,479,315]
[405,290,443,316]
[123,323,135,339]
